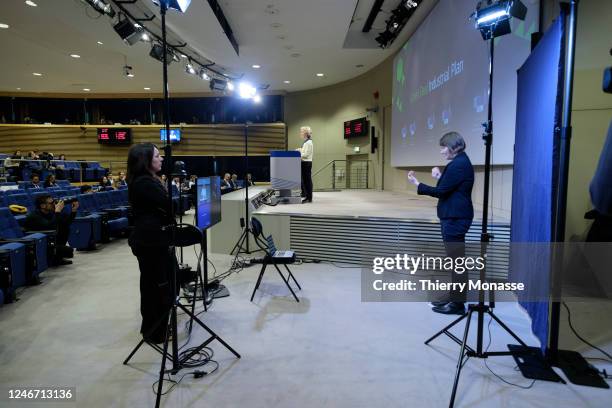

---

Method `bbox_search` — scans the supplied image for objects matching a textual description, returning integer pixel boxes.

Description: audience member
[30,174,42,189]
[116,171,127,187]
[99,176,112,189]
[24,194,79,266]
[44,174,58,188]
[247,173,255,186]
[230,174,239,189]
[221,173,232,192]
[80,185,93,194]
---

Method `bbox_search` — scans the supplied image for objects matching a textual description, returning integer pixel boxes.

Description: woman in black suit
[127,143,174,344]
[408,131,474,315]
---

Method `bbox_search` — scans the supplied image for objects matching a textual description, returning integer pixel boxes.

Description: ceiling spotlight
[152,0,192,13]
[83,88,91,92]
[16,87,21,90]
[123,65,134,77]
[238,82,257,99]
[141,32,151,42]
[149,43,173,65]
[0,23,9,29]
[209,78,228,92]
[405,0,418,8]
[144,87,151,90]
[253,95,262,103]
[84,0,116,18]
[316,73,324,77]
[185,63,196,75]
[25,1,38,7]
[199,69,210,81]
[113,18,143,45]
[32,72,42,76]
[70,54,81,58]
[283,80,291,84]
[252,64,261,69]
[97,41,103,45]
[227,81,235,91]
[180,53,187,59]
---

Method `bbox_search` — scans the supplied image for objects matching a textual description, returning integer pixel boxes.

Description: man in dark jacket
[23,194,79,265]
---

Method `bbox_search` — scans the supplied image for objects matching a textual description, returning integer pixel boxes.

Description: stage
[210,189,511,267]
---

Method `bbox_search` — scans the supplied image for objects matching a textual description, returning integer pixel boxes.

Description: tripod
[424,36,529,408]
[122,3,239,408]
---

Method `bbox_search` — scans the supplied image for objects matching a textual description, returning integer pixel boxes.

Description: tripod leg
[230,229,247,256]
[489,310,528,347]
[449,308,473,408]
[177,302,241,359]
[189,280,196,334]
[155,311,173,408]
[425,313,468,345]
[273,264,299,302]
[284,264,301,290]
[250,262,267,302]
[123,339,145,365]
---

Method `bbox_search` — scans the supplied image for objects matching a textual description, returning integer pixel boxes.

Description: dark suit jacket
[417,152,474,220]
[128,174,172,248]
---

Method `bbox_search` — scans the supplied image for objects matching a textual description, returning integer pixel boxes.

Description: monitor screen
[196,176,222,230]
[160,128,181,143]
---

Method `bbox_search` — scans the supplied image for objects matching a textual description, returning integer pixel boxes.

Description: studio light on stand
[122,2,240,407]
[423,2,537,407]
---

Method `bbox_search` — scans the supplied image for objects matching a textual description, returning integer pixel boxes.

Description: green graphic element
[396,57,406,87]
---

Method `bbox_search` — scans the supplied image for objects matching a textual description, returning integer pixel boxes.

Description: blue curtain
[510,10,566,354]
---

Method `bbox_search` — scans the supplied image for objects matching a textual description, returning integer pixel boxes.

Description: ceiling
[0,0,437,95]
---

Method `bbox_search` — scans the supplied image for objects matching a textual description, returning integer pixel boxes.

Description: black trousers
[132,246,176,341]
[301,161,313,201]
[440,218,472,303]
[55,218,74,260]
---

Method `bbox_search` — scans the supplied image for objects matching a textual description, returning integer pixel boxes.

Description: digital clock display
[344,117,369,139]
[97,128,132,145]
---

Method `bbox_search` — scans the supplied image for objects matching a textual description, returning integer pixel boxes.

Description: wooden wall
[0,123,286,172]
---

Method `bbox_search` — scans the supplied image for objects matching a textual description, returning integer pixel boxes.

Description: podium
[270,150,301,204]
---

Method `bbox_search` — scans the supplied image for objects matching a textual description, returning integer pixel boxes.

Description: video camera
[54,197,79,205]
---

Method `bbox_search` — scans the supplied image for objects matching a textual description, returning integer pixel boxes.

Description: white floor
[0,215,610,407]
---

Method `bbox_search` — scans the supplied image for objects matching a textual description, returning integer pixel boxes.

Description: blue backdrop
[510,11,566,354]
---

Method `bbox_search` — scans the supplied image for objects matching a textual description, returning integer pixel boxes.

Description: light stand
[122,3,239,407]
[423,2,548,406]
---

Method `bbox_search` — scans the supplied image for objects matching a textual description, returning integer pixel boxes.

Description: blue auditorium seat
[0,207,48,282]
[0,242,27,294]
[5,193,35,213]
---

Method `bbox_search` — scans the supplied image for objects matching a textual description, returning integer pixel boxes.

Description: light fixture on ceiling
[252,64,261,69]
[123,65,134,77]
[185,62,196,75]
[113,17,143,45]
[97,41,103,45]
[141,32,151,42]
[253,95,262,103]
[70,54,81,59]
[283,80,291,84]
[209,78,228,92]
[405,0,418,8]
[83,88,91,92]
[375,0,420,48]
[144,87,151,90]
[16,87,21,90]
[227,81,235,91]
[149,43,173,65]
[83,0,116,18]
[316,73,324,77]
[32,72,42,76]
[25,1,37,7]
[199,69,210,81]
[0,23,9,29]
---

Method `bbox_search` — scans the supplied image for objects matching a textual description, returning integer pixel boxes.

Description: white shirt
[299,139,313,162]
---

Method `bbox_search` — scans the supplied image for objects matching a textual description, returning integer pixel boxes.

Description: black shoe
[430,301,450,307]
[302,199,312,203]
[432,302,466,315]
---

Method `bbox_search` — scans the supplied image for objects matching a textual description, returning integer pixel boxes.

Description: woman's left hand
[407,170,420,186]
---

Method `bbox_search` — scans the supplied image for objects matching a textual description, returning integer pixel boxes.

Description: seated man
[23,195,79,265]
[230,174,240,189]
[221,173,232,193]
[29,174,43,189]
